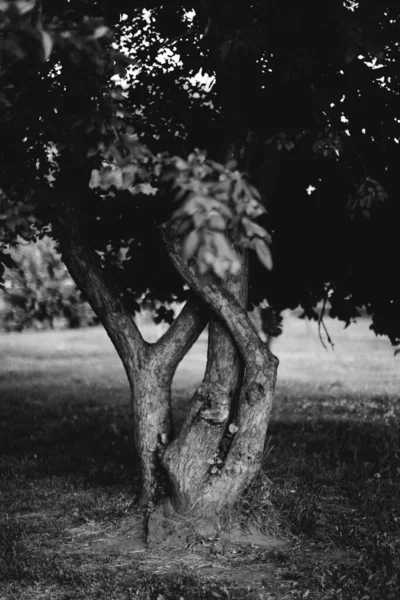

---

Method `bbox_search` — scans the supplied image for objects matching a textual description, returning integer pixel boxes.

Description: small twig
[356,151,368,178]
[318,290,334,350]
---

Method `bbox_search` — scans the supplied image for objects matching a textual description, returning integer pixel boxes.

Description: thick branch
[163,225,272,366]
[161,228,278,514]
[161,253,248,512]
[153,296,209,382]
[56,204,148,380]
[203,247,248,395]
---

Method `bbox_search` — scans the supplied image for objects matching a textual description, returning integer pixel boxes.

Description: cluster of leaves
[0,191,38,246]
[347,177,388,219]
[90,133,273,280]
[259,305,284,340]
[0,0,118,66]
[312,131,343,159]
[0,236,97,331]
[0,0,54,62]
[1,0,400,341]
[0,0,134,258]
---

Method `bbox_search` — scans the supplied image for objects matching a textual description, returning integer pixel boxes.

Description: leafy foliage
[1,0,400,341]
[90,137,272,278]
[0,236,97,331]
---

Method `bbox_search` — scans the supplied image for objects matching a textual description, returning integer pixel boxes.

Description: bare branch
[318,289,335,350]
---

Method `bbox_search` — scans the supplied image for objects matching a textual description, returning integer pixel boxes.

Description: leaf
[377,190,388,202]
[89,169,100,188]
[212,256,230,279]
[248,184,262,201]
[121,164,137,188]
[174,158,188,171]
[91,26,110,40]
[181,229,200,262]
[200,247,215,266]
[193,212,206,229]
[212,232,236,262]
[241,216,269,240]
[284,140,295,151]
[254,239,273,270]
[172,197,199,219]
[107,170,124,189]
[14,0,36,15]
[177,218,192,235]
[153,163,162,178]
[41,30,53,61]
[87,147,99,158]
[228,423,239,434]
[208,212,226,231]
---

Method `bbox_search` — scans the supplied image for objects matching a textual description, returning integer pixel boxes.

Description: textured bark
[57,203,208,512]
[161,227,279,517]
[204,248,248,393]
[161,250,247,513]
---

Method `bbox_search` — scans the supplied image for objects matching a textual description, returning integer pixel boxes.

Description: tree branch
[163,224,272,366]
[153,296,209,378]
[318,289,335,351]
[55,200,148,378]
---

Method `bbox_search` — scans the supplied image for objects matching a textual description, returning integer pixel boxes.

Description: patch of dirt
[58,511,359,597]
[69,516,146,554]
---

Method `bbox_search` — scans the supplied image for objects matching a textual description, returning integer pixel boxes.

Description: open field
[0,313,399,599]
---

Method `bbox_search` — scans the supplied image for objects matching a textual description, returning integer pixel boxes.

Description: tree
[1,0,400,539]
[0,236,97,331]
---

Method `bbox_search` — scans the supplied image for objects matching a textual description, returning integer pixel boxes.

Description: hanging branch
[318,288,335,350]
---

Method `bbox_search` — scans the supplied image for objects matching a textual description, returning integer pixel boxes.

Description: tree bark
[159,3,279,521]
[55,200,209,516]
[160,249,248,514]
[161,227,279,519]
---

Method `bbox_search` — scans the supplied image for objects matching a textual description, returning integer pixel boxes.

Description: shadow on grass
[1,392,399,599]
[0,398,139,488]
[1,392,398,493]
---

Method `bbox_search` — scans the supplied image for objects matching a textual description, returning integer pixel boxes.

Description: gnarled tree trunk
[159,226,279,524]
[59,204,278,535]
[56,201,209,520]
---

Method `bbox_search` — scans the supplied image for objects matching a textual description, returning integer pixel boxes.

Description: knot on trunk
[196,381,230,425]
[245,381,265,406]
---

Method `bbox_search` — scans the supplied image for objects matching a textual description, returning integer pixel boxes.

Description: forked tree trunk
[58,195,278,535]
[160,227,279,520]
[57,202,208,514]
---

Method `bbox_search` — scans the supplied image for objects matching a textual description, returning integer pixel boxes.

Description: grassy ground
[0,313,399,599]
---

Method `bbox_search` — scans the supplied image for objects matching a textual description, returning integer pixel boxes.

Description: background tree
[0,236,98,331]
[1,0,400,539]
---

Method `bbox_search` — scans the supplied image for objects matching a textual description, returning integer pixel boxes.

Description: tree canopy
[1,0,400,342]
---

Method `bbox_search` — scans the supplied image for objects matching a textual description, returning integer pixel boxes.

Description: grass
[0,312,399,599]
